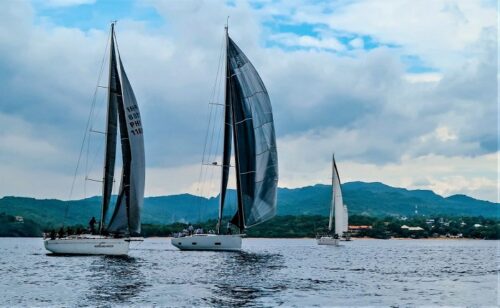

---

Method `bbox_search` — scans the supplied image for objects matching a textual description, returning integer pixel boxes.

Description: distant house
[474,224,483,228]
[14,216,24,223]
[425,219,435,225]
[349,225,372,231]
[446,233,463,238]
[348,225,372,235]
[401,225,424,231]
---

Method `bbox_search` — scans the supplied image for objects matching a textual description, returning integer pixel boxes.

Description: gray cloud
[0,0,497,201]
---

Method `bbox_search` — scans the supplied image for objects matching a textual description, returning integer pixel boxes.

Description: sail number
[126,105,143,136]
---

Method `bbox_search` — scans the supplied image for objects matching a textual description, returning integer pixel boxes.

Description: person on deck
[227,222,232,235]
[188,224,194,235]
[58,227,65,238]
[89,216,96,235]
[49,229,56,240]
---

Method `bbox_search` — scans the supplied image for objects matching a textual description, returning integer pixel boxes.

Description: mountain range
[0,181,497,228]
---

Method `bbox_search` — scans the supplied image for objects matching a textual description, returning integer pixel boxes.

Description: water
[0,238,498,307]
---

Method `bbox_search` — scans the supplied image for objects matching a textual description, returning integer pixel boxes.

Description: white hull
[317,236,340,246]
[171,234,242,251]
[44,235,130,255]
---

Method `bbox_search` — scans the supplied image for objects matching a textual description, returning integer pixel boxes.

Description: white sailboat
[171,24,279,251]
[317,154,348,246]
[44,23,145,255]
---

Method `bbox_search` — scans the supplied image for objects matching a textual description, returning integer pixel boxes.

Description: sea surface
[0,238,498,307]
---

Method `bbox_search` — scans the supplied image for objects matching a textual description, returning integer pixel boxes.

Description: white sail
[343,204,349,233]
[329,154,344,236]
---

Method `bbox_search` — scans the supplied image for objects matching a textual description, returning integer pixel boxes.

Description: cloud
[0,0,497,202]
[270,32,345,51]
[277,0,497,70]
[39,0,97,8]
[278,151,498,202]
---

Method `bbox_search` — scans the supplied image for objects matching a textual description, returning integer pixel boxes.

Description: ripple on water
[0,238,497,306]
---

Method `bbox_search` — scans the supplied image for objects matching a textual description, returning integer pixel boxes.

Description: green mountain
[0,182,497,229]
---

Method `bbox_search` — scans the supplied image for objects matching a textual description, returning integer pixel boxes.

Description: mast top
[225,16,229,34]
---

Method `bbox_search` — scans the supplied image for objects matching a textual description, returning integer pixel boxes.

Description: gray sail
[106,45,145,235]
[227,37,278,229]
[99,25,119,232]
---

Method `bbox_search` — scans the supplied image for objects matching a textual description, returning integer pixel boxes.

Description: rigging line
[208,47,225,167]
[86,139,104,182]
[197,42,223,191]
[209,37,226,167]
[199,30,226,224]
[63,28,111,227]
[206,107,224,203]
[206,34,226,169]
[197,30,226,202]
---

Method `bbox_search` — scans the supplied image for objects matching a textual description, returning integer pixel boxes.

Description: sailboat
[171,24,279,251]
[317,154,348,246]
[44,23,145,255]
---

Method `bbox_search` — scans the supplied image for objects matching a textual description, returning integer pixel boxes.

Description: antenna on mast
[225,16,230,33]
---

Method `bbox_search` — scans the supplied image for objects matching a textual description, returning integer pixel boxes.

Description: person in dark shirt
[89,217,97,234]
[49,229,56,240]
[58,227,65,238]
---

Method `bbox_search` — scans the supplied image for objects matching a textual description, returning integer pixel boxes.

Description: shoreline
[1,236,490,240]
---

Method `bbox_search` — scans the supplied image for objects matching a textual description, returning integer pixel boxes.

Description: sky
[0,0,497,202]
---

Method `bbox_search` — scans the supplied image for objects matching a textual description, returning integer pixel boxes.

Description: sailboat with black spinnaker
[171,23,279,251]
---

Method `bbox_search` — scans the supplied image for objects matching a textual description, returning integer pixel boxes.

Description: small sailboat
[171,23,279,251]
[317,154,348,246]
[44,23,145,255]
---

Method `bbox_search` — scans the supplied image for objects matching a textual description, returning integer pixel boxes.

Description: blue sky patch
[401,55,439,73]
[33,0,164,31]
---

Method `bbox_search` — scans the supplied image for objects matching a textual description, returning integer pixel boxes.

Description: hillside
[0,182,497,228]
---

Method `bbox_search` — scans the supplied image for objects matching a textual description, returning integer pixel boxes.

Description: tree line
[1,212,498,239]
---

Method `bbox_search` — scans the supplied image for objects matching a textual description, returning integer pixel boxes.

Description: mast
[99,22,119,234]
[217,23,232,234]
[328,154,335,232]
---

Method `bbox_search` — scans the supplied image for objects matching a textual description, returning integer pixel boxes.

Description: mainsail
[99,24,145,235]
[330,154,344,236]
[218,32,278,232]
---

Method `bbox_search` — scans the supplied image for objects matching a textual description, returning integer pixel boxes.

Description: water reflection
[203,251,286,307]
[84,256,145,306]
